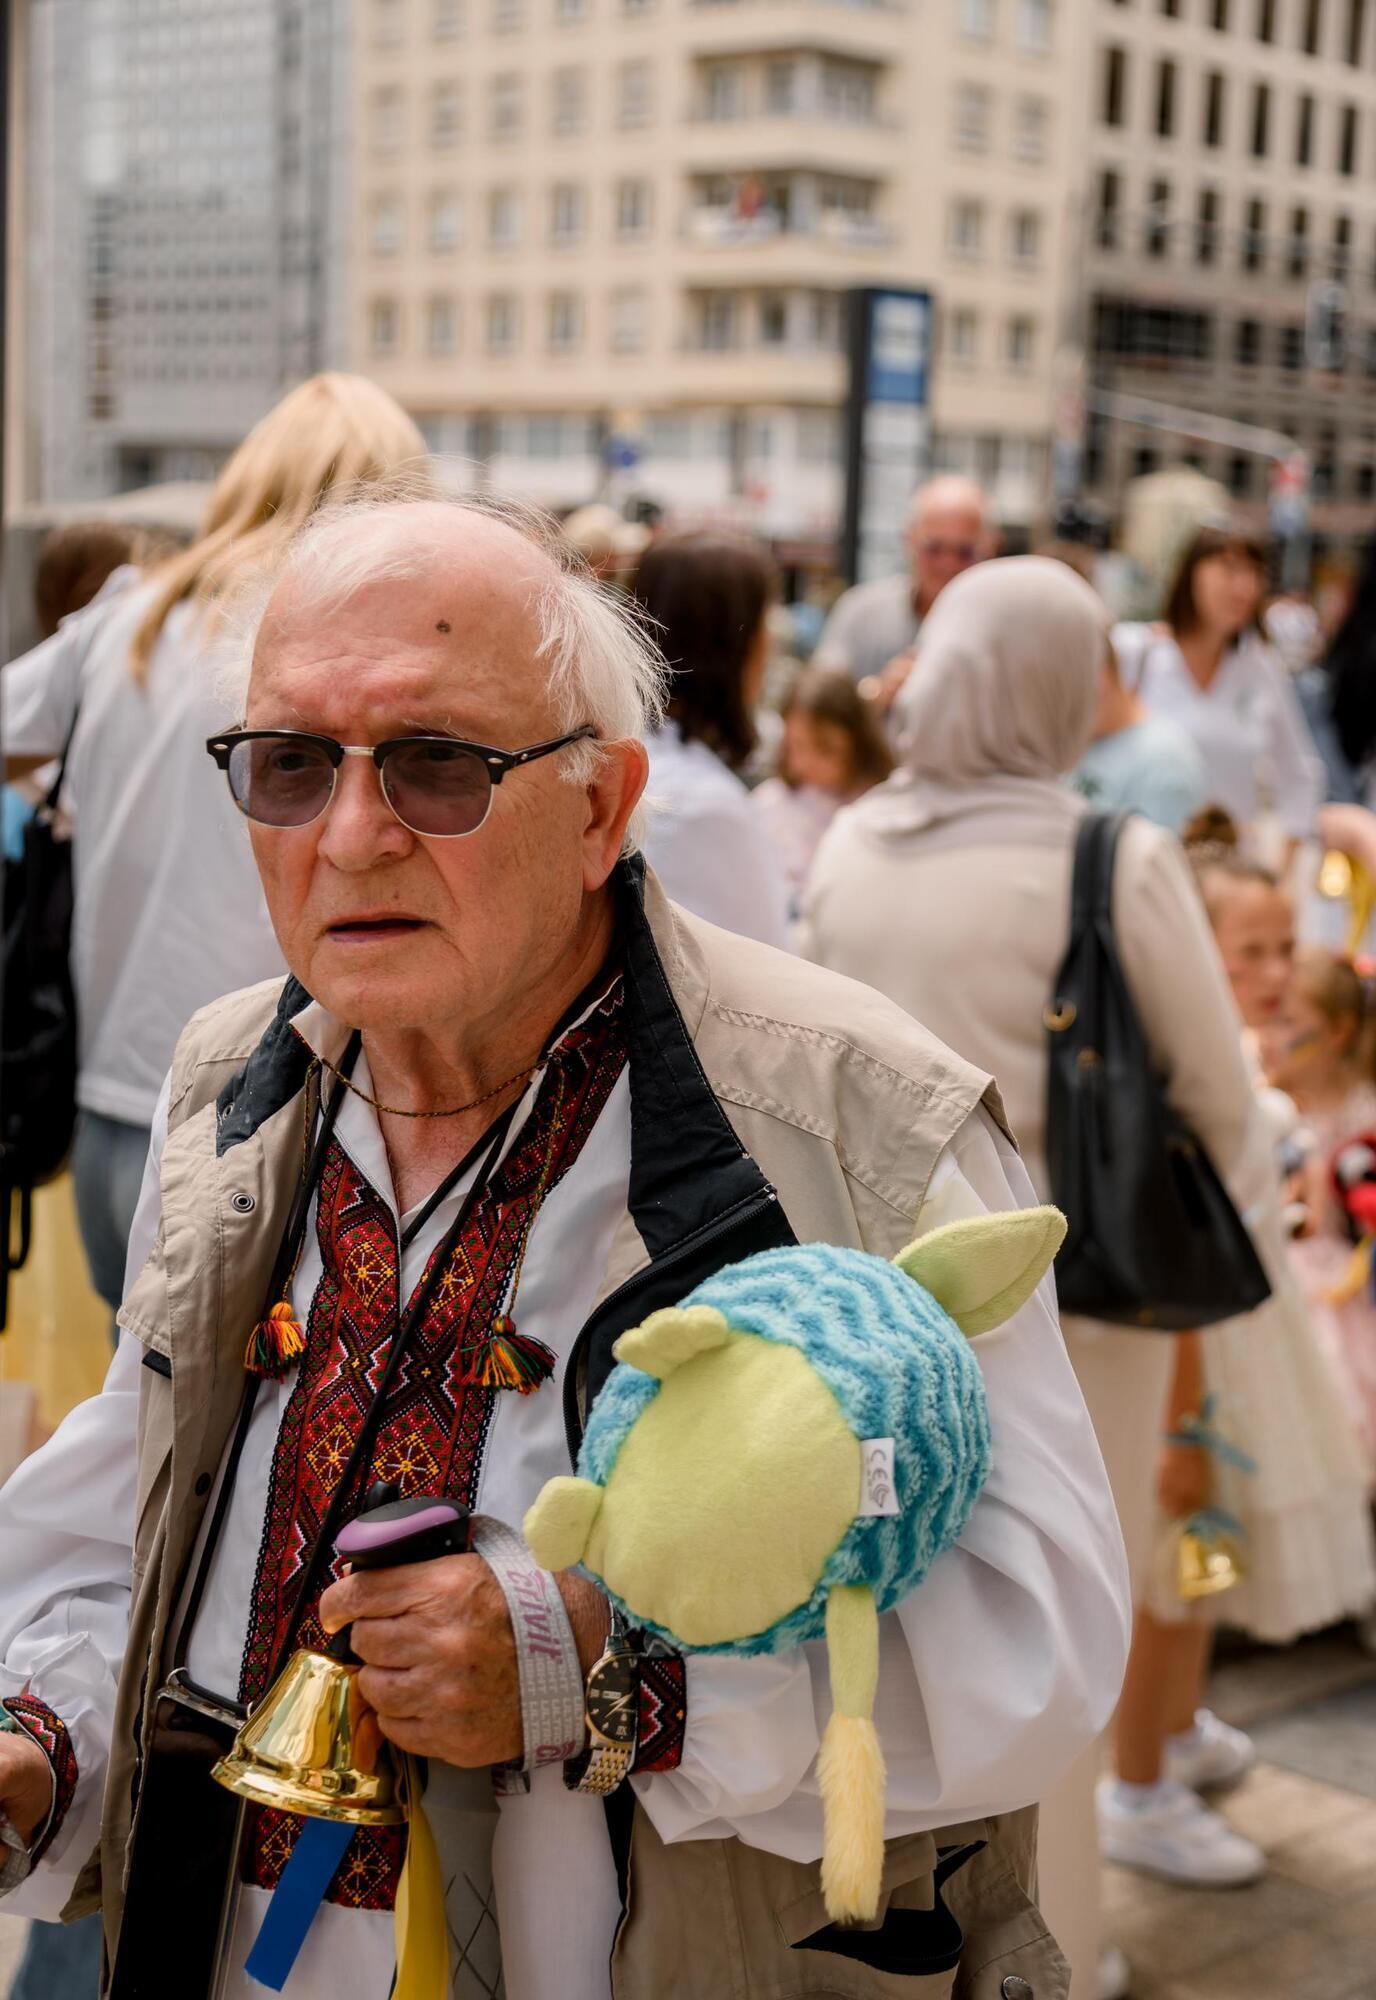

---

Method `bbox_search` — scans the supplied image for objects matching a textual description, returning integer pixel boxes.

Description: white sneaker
[1097,1777,1266,1887]
[1098,1943,1131,2000]
[1164,1708,1256,1793]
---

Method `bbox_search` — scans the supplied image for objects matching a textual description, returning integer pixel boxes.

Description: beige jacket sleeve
[1112,818,1256,1185]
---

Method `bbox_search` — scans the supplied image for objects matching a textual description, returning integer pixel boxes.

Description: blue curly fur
[577,1242,992,1656]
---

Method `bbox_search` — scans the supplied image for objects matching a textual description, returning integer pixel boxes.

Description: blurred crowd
[6,372,1376,2000]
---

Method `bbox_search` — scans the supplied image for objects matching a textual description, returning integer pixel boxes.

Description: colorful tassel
[245,1300,307,1378]
[471,1316,557,1395]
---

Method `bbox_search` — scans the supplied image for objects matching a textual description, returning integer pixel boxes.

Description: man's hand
[319,1556,609,1768]
[0,1728,53,1849]
[1156,1439,1210,1522]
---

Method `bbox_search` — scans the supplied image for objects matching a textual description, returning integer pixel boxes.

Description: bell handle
[328,1496,473,1667]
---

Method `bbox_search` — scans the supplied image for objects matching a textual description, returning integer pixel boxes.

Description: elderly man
[816,475,991,692]
[0,500,1127,2000]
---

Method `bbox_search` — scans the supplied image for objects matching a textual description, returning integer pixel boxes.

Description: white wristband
[469,1515,587,1793]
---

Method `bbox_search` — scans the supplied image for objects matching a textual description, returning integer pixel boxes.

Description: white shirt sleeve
[1261,651,1325,838]
[644,801,791,950]
[0,1085,170,1915]
[2,619,90,763]
[634,1106,1131,1858]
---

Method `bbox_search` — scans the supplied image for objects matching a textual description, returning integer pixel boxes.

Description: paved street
[2,1627,1373,1998]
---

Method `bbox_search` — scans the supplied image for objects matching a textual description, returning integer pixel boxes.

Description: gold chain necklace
[312,1047,542,1120]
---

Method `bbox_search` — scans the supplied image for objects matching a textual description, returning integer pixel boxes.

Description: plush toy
[1327,1133,1376,1304]
[524,1206,1065,1926]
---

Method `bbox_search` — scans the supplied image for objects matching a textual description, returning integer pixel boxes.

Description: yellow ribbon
[1347,858,1376,958]
[393,1755,451,2000]
[1324,1234,1375,1309]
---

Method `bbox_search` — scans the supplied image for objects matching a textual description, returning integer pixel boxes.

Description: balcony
[686,205,893,249]
[687,0,906,63]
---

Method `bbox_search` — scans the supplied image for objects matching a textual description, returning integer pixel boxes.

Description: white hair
[222,490,668,844]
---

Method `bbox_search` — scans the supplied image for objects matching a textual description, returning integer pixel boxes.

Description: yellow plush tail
[818,1584,886,1925]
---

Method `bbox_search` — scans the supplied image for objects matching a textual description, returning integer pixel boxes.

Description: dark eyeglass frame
[205,724,597,837]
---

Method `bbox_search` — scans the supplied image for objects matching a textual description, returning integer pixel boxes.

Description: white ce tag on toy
[858,1439,899,1517]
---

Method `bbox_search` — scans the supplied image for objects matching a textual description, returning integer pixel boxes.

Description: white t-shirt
[2,574,284,1126]
[641,727,790,948]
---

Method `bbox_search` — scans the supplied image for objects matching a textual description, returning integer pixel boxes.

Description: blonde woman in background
[2,374,428,1321]
[800,558,1264,2000]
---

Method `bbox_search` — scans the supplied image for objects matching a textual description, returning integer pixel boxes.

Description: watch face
[587,1650,638,1748]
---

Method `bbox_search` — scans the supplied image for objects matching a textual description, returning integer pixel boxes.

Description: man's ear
[893,1208,1066,1337]
[583,738,648,891]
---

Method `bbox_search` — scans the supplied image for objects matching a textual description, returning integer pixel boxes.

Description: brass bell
[1176,1522,1245,1601]
[213,1493,471,1826]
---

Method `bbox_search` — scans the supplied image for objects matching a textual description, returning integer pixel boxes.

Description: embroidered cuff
[632,1648,687,1775]
[2,1696,77,1866]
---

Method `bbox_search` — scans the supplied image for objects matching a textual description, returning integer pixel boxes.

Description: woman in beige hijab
[802,557,1262,1998]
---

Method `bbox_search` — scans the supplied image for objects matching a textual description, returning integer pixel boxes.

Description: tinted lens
[381,739,494,837]
[227,736,336,827]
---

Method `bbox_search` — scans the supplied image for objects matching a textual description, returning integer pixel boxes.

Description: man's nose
[315,755,412,868]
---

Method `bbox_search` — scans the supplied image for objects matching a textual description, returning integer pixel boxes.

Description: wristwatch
[565,1608,639,1795]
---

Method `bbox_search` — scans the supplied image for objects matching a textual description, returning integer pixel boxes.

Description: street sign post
[840,287,933,587]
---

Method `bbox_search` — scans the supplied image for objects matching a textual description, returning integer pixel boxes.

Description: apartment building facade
[351,0,1078,548]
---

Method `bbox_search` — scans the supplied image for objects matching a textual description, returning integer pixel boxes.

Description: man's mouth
[325,916,428,942]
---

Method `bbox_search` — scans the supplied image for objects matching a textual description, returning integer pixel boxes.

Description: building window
[1145,178,1171,258]
[610,288,647,352]
[760,293,788,345]
[1279,322,1305,370]
[959,0,995,41]
[1009,208,1041,265]
[1256,0,1275,36]
[488,186,522,246]
[1006,315,1036,369]
[949,198,985,258]
[1251,82,1270,157]
[1357,460,1376,500]
[1302,0,1322,51]
[1227,453,1253,496]
[1339,103,1359,176]
[493,0,524,26]
[820,62,876,123]
[426,297,458,357]
[547,291,582,352]
[429,192,463,252]
[618,60,652,128]
[1102,47,1126,128]
[615,177,651,240]
[1161,0,1179,15]
[433,81,463,148]
[486,294,519,354]
[556,0,587,19]
[371,196,403,257]
[623,0,655,14]
[1203,72,1224,148]
[765,60,797,113]
[373,0,404,47]
[948,308,979,365]
[550,182,585,245]
[552,67,586,135]
[1013,95,1047,160]
[1212,0,1229,23]
[955,84,990,151]
[1196,188,1220,266]
[1288,206,1310,280]
[1243,196,1266,272]
[491,73,522,140]
[1155,59,1176,138]
[1333,213,1353,280]
[1096,169,1121,249]
[372,87,404,154]
[698,293,738,350]
[1016,0,1052,52]
[1235,317,1262,364]
[434,0,465,38]
[1347,0,1367,61]
[1296,93,1314,167]
[704,63,743,119]
[1366,327,1376,377]
[369,299,399,357]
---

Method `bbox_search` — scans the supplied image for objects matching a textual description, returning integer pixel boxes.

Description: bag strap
[40,704,82,815]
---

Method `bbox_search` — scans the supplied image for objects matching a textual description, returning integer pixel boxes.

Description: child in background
[753,669,893,917]
[1271,946,1376,1470]
[1100,810,1376,1890]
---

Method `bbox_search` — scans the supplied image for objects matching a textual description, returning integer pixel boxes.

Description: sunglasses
[916,539,979,564]
[206,726,596,838]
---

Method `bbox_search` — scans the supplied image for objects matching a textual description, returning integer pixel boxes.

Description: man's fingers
[319,1553,478,1632]
[348,1613,428,1669]
[356,1664,426,1716]
[373,1713,430,1756]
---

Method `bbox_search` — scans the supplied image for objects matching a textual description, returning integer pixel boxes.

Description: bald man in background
[816,475,992,695]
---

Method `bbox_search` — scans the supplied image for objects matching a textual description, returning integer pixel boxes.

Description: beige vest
[89,880,1067,1999]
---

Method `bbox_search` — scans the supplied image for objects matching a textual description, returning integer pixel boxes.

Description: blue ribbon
[245,1817,355,1991]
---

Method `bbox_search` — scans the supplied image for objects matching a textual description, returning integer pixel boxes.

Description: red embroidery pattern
[632,1652,687,1775]
[3,1696,78,1864]
[240,986,626,1910]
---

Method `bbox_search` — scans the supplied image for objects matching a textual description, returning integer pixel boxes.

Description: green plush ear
[894,1206,1067,1338]
[613,1304,731,1379]
[524,1476,603,1572]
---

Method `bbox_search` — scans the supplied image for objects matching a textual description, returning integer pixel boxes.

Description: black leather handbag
[1045,812,1271,1330]
[0,720,80,1326]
